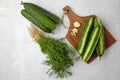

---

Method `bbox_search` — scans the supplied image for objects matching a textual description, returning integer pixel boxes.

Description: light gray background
[0,0,120,80]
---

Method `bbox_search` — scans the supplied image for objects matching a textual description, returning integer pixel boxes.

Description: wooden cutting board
[63,6,116,63]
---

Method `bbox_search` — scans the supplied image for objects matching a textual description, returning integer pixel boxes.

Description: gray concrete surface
[0,0,120,80]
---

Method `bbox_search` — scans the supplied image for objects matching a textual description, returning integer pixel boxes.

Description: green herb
[28,24,79,78]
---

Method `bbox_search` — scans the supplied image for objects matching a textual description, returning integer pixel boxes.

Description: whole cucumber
[94,18,105,58]
[82,26,101,62]
[21,9,52,33]
[25,3,61,24]
[77,17,94,55]
[22,2,56,30]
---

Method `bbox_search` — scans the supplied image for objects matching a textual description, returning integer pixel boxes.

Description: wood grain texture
[63,6,116,63]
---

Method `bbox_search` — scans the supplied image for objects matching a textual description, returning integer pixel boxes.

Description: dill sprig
[28,24,78,78]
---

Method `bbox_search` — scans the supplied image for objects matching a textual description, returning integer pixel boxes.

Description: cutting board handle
[63,6,84,25]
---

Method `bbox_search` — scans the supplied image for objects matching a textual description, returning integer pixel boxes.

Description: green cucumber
[77,16,94,55]
[25,3,61,24]
[82,26,101,62]
[94,18,105,58]
[22,2,56,30]
[21,9,52,33]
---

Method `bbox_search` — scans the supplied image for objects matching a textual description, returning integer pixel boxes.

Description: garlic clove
[73,21,81,28]
[72,28,78,33]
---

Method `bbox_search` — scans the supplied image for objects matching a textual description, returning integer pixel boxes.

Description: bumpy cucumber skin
[77,17,94,55]
[82,26,101,62]
[94,18,105,57]
[23,3,56,30]
[21,9,52,33]
[27,3,61,24]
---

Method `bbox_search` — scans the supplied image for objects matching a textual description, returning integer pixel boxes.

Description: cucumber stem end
[20,1,24,5]
[99,56,102,60]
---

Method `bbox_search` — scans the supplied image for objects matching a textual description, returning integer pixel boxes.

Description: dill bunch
[28,24,78,78]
